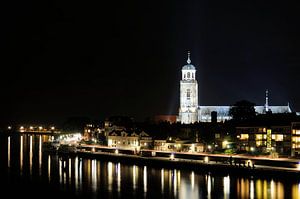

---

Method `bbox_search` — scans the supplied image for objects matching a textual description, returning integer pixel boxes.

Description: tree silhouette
[229,100,256,121]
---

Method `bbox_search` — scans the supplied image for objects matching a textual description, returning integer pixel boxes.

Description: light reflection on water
[2,134,300,199]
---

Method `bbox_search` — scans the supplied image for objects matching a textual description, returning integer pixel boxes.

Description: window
[192,73,194,78]
[187,72,190,78]
[187,89,191,100]
[256,134,262,140]
[240,134,249,140]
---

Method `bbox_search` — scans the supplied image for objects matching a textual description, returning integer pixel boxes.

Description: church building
[178,52,292,124]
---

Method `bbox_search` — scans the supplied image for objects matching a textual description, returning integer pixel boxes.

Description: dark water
[1,134,300,199]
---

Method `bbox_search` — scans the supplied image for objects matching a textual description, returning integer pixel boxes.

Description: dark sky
[0,0,299,124]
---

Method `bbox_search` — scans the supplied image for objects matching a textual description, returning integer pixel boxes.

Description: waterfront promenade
[54,143,300,177]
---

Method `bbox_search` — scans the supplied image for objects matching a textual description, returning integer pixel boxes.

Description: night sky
[1,1,299,124]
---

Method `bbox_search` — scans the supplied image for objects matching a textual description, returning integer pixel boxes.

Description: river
[0,134,299,198]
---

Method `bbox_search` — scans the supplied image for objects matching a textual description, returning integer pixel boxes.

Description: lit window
[275,134,283,141]
[240,134,249,140]
[272,135,275,140]
[256,134,262,140]
[256,141,262,147]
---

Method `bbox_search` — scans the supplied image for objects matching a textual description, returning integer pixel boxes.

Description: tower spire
[265,89,269,112]
[187,51,191,64]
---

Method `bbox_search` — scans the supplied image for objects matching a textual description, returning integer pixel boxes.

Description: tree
[229,100,256,121]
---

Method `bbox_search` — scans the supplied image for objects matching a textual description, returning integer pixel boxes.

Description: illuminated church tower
[178,52,199,124]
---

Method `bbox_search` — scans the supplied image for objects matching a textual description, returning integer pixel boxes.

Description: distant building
[177,52,292,124]
[236,125,291,156]
[291,122,300,157]
[107,130,152,150]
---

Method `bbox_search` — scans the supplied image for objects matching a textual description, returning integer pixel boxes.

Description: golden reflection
[256,179,262,198]
[29,135,33,175]
[92,159,97,191]
[223,175,230,199]
[59,158,62,184]
[108,162,113,191]
[263,180,267,199]
[8,136,10,168]
[69,158,72,185]
[250,180,254,199]
[178,170,181,189]
[161,169,164,191]
[117,163,121,192]
[39,135,42,176]
[191,171,195,190]
[207,175,211,199]
[292,183,300,199]
[143,166,147,193]
[173,169,177,197]
[240,178,249,198]
[20,135,23,173]
[79,158,83,191]
[133,165,138,190]
[75,157,78,190]
[169,170,172,192]
[48,155,51,182]
[277,182,284,199]
[271,180,275,199]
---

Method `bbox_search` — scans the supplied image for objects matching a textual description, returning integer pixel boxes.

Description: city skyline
[0,1,299,124]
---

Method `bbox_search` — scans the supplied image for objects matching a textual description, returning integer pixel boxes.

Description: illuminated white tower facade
[178,52,199,124]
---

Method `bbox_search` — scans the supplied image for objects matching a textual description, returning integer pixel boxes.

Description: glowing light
[8,136,10,168]
[51,126,55,130]
[115,149,119,154]
[191,171,195,190]
[161,169,164,191]
[204,156,209,163]
[207,145,212,150]
[133,165,137,190]
[8,126,11,130]
[143,166,147,192]
[30,126,33,130]
[223,175,230,199]
[170,153,175,160]
[39,126,43,130]
[297,162,300,170]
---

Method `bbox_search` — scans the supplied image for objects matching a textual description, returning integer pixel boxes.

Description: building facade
[178,52,199,124]
[177,52,292,124]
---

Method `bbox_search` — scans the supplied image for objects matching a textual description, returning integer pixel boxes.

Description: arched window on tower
[187,89,191,100]
[187,72,190,78]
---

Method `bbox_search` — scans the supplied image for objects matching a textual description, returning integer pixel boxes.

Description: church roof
[198,105,292,117]
[182,64,196,70]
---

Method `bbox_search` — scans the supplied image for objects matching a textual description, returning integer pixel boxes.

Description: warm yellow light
[170,153,175,160]
[20,126,24,130]
[51,126,55,130]
[30,126,33,130]
[204,156,209,163]
[115,149,119,154]
[39,126,43,130]
[8,126,12,130]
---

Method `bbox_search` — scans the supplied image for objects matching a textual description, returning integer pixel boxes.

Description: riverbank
[54,147,300,178]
